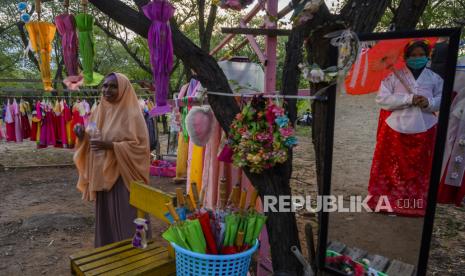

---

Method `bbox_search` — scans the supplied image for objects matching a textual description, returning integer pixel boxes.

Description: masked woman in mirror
[368,40,443,216]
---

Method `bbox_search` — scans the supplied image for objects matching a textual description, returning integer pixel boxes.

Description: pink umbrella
[143,0,175,117]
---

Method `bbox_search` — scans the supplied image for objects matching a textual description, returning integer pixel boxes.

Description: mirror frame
[317,28,462,276]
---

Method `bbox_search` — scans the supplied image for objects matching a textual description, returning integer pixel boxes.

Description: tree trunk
[89,0,302,274]
[393,0,428,30]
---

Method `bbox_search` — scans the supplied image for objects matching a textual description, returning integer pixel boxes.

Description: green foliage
[377,0,465,40]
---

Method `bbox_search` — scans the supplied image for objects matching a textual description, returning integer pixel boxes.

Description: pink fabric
[6,122,15,142]
[63,75,84,90]
[60,102,69,147]
[21,114,31,139]
[36,101,42,120]
[55,14,79,77]
[5,101,15,142]
[202,118,221,209]
[13,100,23,142]
[40,107,56,147]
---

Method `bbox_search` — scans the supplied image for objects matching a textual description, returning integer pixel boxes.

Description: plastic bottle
[86,122,104,156]
[133,218,148,249]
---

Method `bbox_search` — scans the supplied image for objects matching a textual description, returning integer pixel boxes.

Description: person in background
[367,40,443,216]
[73,73,151,247]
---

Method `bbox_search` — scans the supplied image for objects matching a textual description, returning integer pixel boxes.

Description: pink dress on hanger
[19,102,31,139]
[39,102,56,148]
[13,100,23,143]
[5,100,16,142]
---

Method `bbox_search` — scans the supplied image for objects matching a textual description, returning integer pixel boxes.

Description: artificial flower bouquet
[228,96,297,173]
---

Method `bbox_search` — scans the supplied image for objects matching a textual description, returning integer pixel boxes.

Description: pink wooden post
[264,0,278,95]
[257,1,278,275]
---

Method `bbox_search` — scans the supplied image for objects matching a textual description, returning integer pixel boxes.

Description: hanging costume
[438,87,465,206]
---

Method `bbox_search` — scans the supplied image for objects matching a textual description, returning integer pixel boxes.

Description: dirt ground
[0,100,464,275]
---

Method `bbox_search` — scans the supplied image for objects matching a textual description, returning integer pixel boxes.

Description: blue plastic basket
[171,240,259,276]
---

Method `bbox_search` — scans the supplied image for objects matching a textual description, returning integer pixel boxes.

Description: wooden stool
[70,181,177,275]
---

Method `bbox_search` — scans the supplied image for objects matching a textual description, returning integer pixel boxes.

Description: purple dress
[143,0,175,116]
[55,14,79,76]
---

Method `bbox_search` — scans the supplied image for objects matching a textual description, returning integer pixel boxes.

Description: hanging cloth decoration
[26,0,56,91]
[56,0,82,90]
[143,0,175,116]
[75,1,103,86]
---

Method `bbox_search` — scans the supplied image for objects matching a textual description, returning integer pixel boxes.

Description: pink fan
[186,105,214,147]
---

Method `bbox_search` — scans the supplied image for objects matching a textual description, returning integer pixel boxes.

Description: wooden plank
[209,0,263,55]
[365,254,390,272]
[79,243,165,272]
[343,247,367,262]
[129,181,176,223]
[385,259,415,276]
[118,256,175,276]
[240,21,267,65]
[327,241,346,253]
[85,249,169,275]
[221,27,292,36]
[91,252,174,276]
[75,243,141,266]
[70,239,132,261]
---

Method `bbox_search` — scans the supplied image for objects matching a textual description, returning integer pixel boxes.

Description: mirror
[319,29,461,276]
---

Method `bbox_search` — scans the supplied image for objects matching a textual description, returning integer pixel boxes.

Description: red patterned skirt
[367,109,436,217]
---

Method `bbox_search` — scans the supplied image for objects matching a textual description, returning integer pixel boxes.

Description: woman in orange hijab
[73,73,150,247]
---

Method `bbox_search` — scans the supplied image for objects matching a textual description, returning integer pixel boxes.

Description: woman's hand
[90,140,114,151]
[73,124,85,141]
[412,95,429,108]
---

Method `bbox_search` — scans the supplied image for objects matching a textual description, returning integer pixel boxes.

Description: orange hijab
[74,73,150,201]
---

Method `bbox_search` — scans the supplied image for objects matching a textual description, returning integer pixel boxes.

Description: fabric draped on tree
[143,0,175,116]
[25,21,56,91]
[75,13,103,86]
[55,14,79,76]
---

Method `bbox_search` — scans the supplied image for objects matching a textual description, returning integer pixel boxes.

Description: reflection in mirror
[325,37,449,276]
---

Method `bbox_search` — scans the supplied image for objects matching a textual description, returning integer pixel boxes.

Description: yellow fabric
[66,121,73,146]
[73,73,150,201]
[189,144,204,201]
[19,102,25,114]
[175,133,188,179]
[36,121,41,143]
[25,21,56,91]
[53,100,61,114]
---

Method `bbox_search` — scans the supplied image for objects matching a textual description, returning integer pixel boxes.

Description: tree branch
[202,3,218,51]
[197,0,206,50]
[392,0,428,30]
[0,23,16,36]
[133,0,149,11]
[95,20,152,74]
[16,22,39,70]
